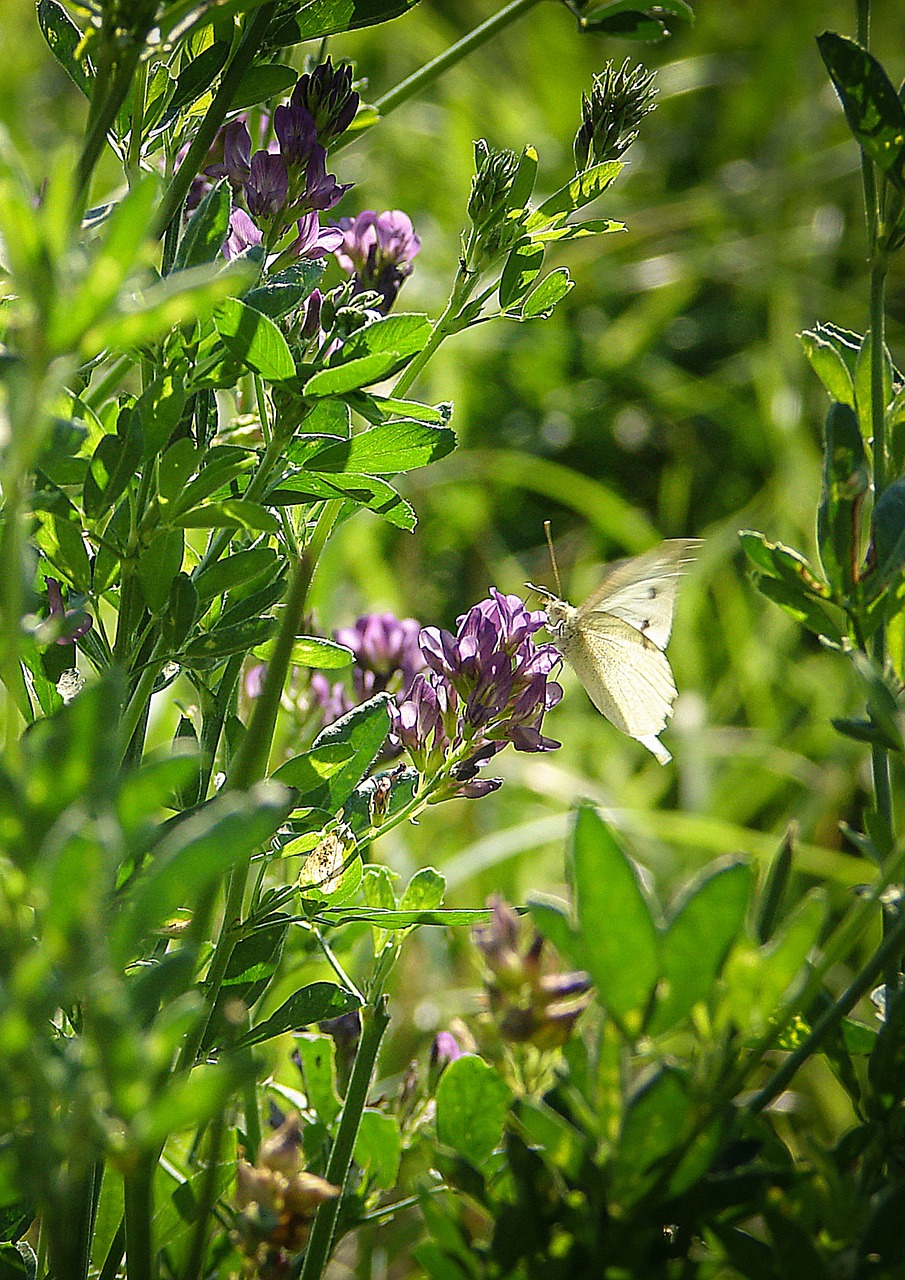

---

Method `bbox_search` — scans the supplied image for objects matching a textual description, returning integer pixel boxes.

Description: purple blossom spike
[335,613,425,701]
[334,210,422,312]
[291,58,359,145]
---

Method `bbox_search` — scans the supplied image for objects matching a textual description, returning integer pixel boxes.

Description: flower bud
[467,141,520,232]
[573,60,657,171]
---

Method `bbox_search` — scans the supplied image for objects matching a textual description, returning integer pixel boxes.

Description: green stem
[392,276,472,399]
[153,3,278,240]
[98,1222,126,1280]
[127,59,148,182]
[182,1111,226,1280]
[123,1155,156,1280]
[175,502,340,1072]
[331,0,544,154]
[748,900,905,1114]
[297,997,391,1280]
[84,354,135,410]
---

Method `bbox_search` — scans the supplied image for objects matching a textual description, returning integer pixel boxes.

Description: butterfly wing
[560,613,678,764]
[578,538,698,651]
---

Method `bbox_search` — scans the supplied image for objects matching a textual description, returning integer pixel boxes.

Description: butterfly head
[525,582,572,636]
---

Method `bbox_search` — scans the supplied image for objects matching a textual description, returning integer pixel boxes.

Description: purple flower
[392,673,450,774]
[310,672,354,726]
[46,578,92,644]
[335,613,425,702]
[206,119,253,188]
[274,103,317,169]
[291,59,359,145]
[292,212,345,260]
[244,151,289,219]
[334,210,422,312]
[299,145,351,214]
[223,207,263,261]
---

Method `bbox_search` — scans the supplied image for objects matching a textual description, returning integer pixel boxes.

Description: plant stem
[392,276,471,398]
[153,3,278,240]
[748,901,905,1114]
[175,502,340,1072]
[123,1155,156,1280]
[75,46,142,214]
[183,1110,226,1280]
[331,0,543,154]
[127,58,148,182]
[297,997,391,1280]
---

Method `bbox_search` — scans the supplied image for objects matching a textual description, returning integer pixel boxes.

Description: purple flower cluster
[393,590,562,799]
[199,61,356,263]
[334,210,422,313]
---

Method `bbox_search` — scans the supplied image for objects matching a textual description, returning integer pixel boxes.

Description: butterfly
[528,536,698,765]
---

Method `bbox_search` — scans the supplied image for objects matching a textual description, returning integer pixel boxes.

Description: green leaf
[400,867,446,913]
[180,617,276,665]
[83,420,143,521]
[215,297,296,380]
[611,1068,692,1204]
[135,371,188,460]
[818,402,868,595]
[753,573,848,644]
[271,743,356,794]
[317,907,493,930]
[37,0,92,98]
[303,421,456,474]
[112,781,293,963]
[194,547,279,600]
[137,528,184,613]
[578,0,694,40]
[436,1056,513,1165]
[526,161,622,231]
[648,860,754,1035]
[870,479,905,589]
[304,315,432,396]
[516,268,574,320]
[82,262,252,356]
[498,238,545,310]
[818,32,905,191]
[164,41,231,119]
[174,498,280,533]
[244,260,324,319]
[293,1032,342,1124]
[158,437,201,502]
[306,694,392,810]
[169,444,257,515]
[800,326,857,405]
[264,0,420,44]
[173,182,231,272]
[570,805,659,1034]
[49,177,159,352]
[237,981,361,1047]
[354,1111,401,1190]
[721,890,827,1037]
[270,471,417,530]
[230,63,298,112]
[253,636,354,669]
[346,394,451,427]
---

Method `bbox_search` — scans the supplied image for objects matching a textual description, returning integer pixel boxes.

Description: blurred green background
[6,0,905,1115]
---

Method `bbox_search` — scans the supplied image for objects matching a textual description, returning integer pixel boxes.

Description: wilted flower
[233,1112,340,1262]
[291,58,359,145]
[334,210,422,312]
[474,897,592,1049]
[45,577,92,644]
[573,60,657,171]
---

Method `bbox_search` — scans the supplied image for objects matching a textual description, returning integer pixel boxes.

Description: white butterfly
[528,538,698,765]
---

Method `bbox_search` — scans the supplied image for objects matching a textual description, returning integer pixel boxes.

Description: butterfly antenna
[544,520,563,597]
